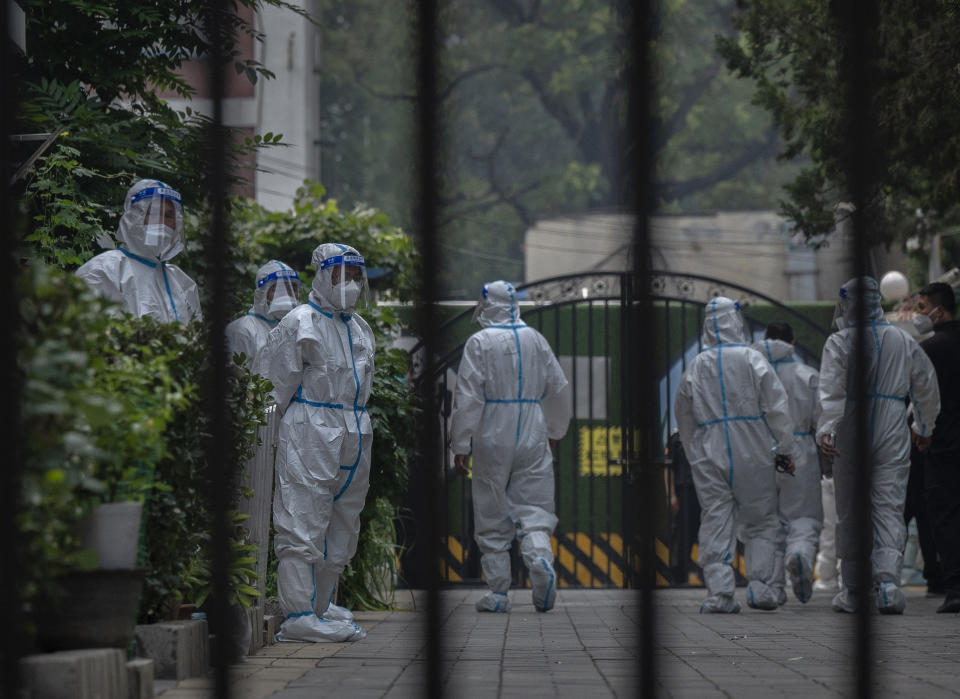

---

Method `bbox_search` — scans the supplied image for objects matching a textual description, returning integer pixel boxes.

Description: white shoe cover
[746,581,779,610]
[813,578,838,593]
[700,594,741,614]
[831,587,858,613]
[275,614,366,643]
[786,553,813,604]
[475,591,511,613]
[321,603,354,622]
[774,586,787,606]
[876,582,906,615]
[529,557,557,612]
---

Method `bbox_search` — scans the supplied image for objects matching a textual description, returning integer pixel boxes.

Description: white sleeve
[540,348,571,441]
[908,339,940,437]
[76,254,125,307]
[673,371,697,455]
[816,333,848,442]
[253,317,303,416]
[450,334,486,455]
[751,351,794,455]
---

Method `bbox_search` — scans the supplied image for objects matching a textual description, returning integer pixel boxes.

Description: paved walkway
[158,587,960,698]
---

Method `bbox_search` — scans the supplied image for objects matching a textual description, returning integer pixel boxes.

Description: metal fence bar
[1,0,25,693]
[202,1,234,696]
[832,2,878,696]
[413,0,443,696]
[623,0,658,696]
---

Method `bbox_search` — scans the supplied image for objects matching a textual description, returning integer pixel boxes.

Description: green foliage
[16,261,270,624]
[717,1,960,245]
[179,512,261,612]
[17,264,187,609]
[17,0,311,107]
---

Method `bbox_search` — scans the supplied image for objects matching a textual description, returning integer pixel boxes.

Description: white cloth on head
[76,179,201,323]
[451,280,570,608]
[254,242,375,642]
[817,277,940,607]
[752,338,823,603]
[675,297,794,611]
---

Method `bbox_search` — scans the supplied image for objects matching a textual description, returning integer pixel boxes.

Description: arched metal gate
[414,270,830,591]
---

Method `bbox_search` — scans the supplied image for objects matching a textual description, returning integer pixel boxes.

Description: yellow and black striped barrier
[441,533,751,588]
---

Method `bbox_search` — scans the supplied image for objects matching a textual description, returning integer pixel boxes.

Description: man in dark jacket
[914,282,960,613]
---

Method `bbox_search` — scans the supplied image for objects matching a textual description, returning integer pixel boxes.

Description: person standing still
[913,282,960,613]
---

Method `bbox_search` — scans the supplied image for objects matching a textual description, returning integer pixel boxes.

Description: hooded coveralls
[76,179,201,323]
[817,277,940,614]
[675,298,794,612]
[226,260,300,365]
[451,281,571,612]
[752,338,822,604]
[254,243,373,642]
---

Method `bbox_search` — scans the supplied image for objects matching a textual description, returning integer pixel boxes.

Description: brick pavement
[157,587,960,698]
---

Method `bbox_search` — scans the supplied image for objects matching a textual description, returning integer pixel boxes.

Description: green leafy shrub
[17,262,270,624]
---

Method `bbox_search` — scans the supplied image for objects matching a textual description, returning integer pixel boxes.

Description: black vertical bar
[604,298,612,577]
[555,303,563,554]
[1,0,24,693]
[623,0,657,696]
[571,300,579,583]
[588,299,595,585]
[832,3,877,696]
[413,0,443,696]
[202,2,233,697]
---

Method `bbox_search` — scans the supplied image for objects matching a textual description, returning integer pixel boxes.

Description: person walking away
[817,277,940,614]
[675,297,795,613]
[451,280,571,613]
[752,322,823,604]
[254,243,373,641]
[77,179,201,323]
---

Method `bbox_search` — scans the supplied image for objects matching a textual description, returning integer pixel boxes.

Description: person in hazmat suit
[674,297,795,613]
[253,243,374,642]
[752,321,823,605]
[226,260,300,364]
[817,277,940,614]
[451,280,571,613]
[76,179,201,323]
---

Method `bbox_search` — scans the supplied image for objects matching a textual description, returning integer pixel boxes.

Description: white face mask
[337,280,362,310]
[912,306,940,335]
[143,223,178,253]
[267,294,298,320]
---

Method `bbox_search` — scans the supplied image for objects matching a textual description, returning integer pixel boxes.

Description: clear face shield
[133,185,184,259]
[321,253,369,311]
[260,268,301,320]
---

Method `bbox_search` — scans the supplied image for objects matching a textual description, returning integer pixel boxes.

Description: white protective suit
[450,281,571,613]
[226,260,300,364]
[674,297,794,613]
[76,179,201,323]
[254,243,374,642]
[752,338,823,604]
[817,277,940,614]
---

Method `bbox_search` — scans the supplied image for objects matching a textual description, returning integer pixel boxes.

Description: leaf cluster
[717,0,960,245]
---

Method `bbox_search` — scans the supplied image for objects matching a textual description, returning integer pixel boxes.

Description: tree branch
[655,127,780,201]
[654,57,723,151]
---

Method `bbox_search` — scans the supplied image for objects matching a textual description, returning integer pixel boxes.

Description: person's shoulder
[349,312,376,340]
[76,249,124,275]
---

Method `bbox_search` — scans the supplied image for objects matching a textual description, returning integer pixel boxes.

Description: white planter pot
[78,502,143,569]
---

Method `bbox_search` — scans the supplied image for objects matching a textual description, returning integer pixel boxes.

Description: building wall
[158,1,319,209]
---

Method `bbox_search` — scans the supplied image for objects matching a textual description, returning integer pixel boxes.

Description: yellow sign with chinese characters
[578,425,623,476]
